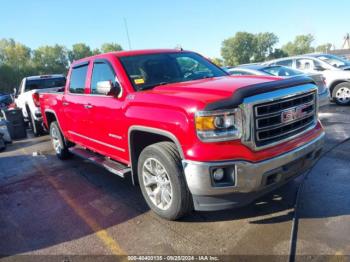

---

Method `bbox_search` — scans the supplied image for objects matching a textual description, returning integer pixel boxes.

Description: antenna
[124,18,132,50]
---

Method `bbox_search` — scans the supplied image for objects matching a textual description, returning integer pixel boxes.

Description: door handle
[84,104,93,109]
[62,101,69,106]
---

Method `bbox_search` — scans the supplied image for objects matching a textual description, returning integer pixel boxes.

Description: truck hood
[148,75,279,105]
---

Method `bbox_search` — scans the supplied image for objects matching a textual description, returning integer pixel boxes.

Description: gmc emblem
[281,104,309,124]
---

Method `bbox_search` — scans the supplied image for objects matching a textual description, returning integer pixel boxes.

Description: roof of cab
[71,49,186,66]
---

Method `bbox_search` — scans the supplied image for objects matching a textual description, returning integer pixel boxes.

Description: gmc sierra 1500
[40,49,325,220]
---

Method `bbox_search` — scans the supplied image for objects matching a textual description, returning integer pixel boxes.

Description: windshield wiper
[137,82,171,91]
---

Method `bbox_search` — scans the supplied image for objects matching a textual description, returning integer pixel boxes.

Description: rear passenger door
[62,62,92,146]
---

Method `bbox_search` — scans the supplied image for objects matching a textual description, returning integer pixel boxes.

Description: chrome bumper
[182,132,325,211]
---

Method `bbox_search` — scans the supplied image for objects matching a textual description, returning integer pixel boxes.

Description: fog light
[213,168,224,181]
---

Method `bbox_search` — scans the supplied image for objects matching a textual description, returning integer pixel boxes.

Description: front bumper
[182,132,325,211]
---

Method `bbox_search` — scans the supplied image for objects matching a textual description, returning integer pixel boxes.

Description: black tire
[137,142,193,220]
[0,138,6,151]
[50,121,71,160]
[26,107,43,136]
[30,112,44,136]
[332,82,350,106]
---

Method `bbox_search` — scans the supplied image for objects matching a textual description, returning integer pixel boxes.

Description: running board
[69,147,131,178]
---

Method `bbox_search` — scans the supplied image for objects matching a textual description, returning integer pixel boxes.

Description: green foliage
[0,39,34,92]
[69,43,92,62]
[0,39,123,93]
[221,32,279,66]
[267,48,288,60]
[221,32,257,66]
[210,57,224,67]
[254,32,279,62]
[100,42,123,53]
[316,43,332,53]
[32,45,69,75]
[282,34,315,56]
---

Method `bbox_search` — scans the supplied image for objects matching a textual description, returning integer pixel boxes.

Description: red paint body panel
[40,50,324,166]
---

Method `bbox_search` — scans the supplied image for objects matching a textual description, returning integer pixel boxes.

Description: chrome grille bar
[240,84,319,151]
[253,91,316,147]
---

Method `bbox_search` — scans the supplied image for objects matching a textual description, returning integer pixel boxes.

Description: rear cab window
[69,63,89,94]
[25,77,66,92]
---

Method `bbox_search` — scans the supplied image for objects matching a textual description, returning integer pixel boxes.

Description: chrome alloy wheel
[51,126,61,154]
[336,86,350,104]
[142,158,173,210]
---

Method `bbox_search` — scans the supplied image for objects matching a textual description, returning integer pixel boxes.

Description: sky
[1,0,350,58]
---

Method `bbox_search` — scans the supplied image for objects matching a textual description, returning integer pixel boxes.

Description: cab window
[69,64,88,94]
[90,61,116,95]
[296,59,314,70]
[275,59,293,67]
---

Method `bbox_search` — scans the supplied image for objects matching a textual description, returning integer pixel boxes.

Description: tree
[210,57,223,67]
[0,39,31,68]
[254,32,279,62]
[100,43,123,53]
[0,39,33,92]
[267,48,288,60]
[92,48,101,55]
[221,32,279,65]
[69,43,92,62]
[282,34,315,56]
[221,32,257,66]
[32,45,69,74]
[316,43,332,53]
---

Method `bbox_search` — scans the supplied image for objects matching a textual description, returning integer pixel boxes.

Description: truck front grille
[253,91,317,148]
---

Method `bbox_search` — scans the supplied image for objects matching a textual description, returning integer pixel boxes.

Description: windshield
[119,52,227,91]
[316,54,350,68]
[25,77,66,92]
[262,66,302,77]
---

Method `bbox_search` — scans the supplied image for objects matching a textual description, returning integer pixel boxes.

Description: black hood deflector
[204,76,315,111]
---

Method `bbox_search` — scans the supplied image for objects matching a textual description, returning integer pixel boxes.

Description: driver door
[82,59,126,162]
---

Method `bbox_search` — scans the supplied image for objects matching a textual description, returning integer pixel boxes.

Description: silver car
[226,64,329,107]
[263,54,350,105]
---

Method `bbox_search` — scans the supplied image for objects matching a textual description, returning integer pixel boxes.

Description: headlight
[195,108,242,142]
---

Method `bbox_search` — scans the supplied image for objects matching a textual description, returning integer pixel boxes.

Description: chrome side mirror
[96,81,122,97]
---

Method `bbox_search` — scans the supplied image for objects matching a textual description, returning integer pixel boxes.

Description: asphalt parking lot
[0,103,349,261]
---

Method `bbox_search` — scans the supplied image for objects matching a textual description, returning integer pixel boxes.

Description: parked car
[226,64,329,107]
[40,49,325,220]
[0,92,13,109]
[14,75,66,136]
[263,54,350,105]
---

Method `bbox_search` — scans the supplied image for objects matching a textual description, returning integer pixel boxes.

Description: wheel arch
[44,109,65,134]
[128,126,185,185]
[329,80,350,98]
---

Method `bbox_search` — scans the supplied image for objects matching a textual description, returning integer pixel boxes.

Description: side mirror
[13,88,18,98]
[96,81,121,97]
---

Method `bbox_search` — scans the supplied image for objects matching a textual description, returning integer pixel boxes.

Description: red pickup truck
[40,49,325,220]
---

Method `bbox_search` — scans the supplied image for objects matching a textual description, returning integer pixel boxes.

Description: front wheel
[332,83,350,105]
[138,142,193,220]
[50,121,71,160]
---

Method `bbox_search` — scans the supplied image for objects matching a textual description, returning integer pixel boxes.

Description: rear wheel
[332,83,350,105]
[50,121,71,160]
[138,142,193,220]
